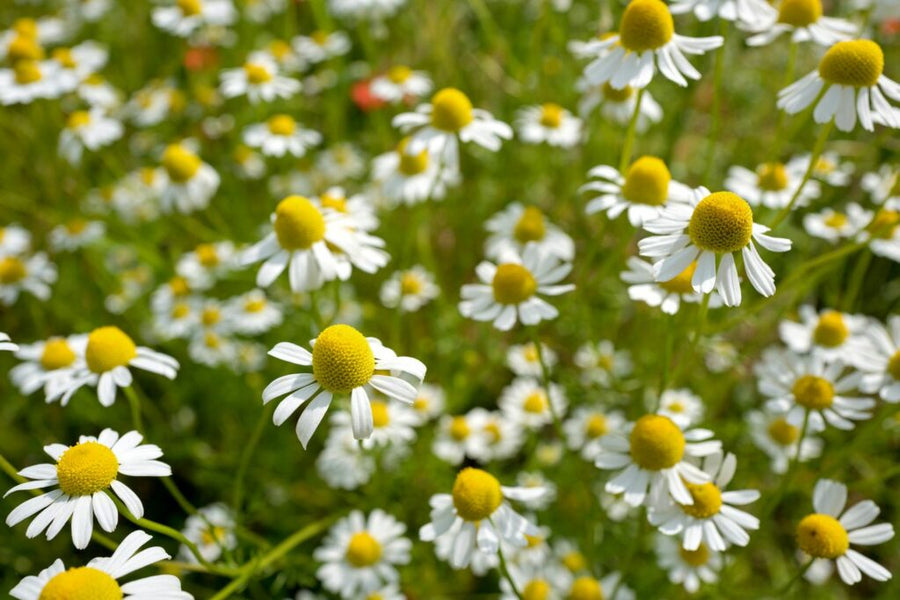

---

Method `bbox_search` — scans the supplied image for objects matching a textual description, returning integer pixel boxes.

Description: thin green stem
[618,87,646,174]
[842,250,872,311]
[231,404,272,522]
[768,121,833,229]
[495,536,524,600]
[772,559,813,596]
[162,477,197,515]
[123,385,144,433]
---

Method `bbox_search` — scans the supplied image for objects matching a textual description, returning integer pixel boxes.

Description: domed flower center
[244,297,266,313]
[792,374,834,410]
[767,416,799,446]
[397,137,429,175]
[200,525,226,546]
[452,467,503,522]
[603,82,635,102]
[812,311,848,347]
[563,550,587,572]
[345,531,382,567]
[267,114,296,136]
[659,261,697,295]
[522,579,551,600]
[539,103,564,128]
[370,400,390,428]
[430,88,474,132]
[796,514,849,559]
[400,272,423,295]
[14,60,42,84]
[818,39,884,88]
[484,422,502,443]
[0,256,27,283]
[679,543,710,567]
[169,276,191,297]
[867,209,899,240]
[680,482,723,518]
[204,332,221,348]
[273,196,326,250]
[619,0,674,53]
[195,243,219,267]
[7,35,44,62]
[523,391,548,414]
[824,212,847,228]
[688,192,754,253]
[310,30,329,45]
[586,413,609,438]
[888,350,900,381]
[56,442,119,496]
[387,65,412,83]
[777,0,822,27]
[85,326,137,373]
[514,207,547,243]
[243,62,273,84]
[178,0,203,16]
[311,324,375,393]
[39,567,122,600]
[492,263,537,305]
[201,307,221,327]
[171,302,191,319]
[161,144,201,183]
[756,162,788,192]
[622,156,671,206]
[52,47,77,69]
[268,39,291,59]
[629,414,685,470]
[66,219,88,234]
[449,416,470,440]
[568,576,604,600]
[40,338,77,370]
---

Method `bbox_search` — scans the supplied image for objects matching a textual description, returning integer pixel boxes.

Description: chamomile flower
[10,531,192,600]
[10,335,86,397]
[581,0,723,90]
[485,203,574,262]
[574,340,633,386]
[506,342,557,377]
[49,42,109,90]
[862,165,900,209]
[262,324,426,447]
[467,408,525,462]
[419,467,546,569]
[621,256,719,314]
[432,519,499,575]
[78,74,121,109]
[777,39,900,131]
[179,503,236,563]
[0,332,17,352]
[669,0,775,25]
[233,144,267,179]
[379,265,440,312]
[49,219,105,252]
[152,0,237,38]
[778,305,868,362]
[655,534,724,593]
[125,80,184,127]
[0,59,65,105]
[499,377,567,430]
[317,428,376,490]
[157,143,221,213]
[313,187,379,232]
[501,561,568,600]
[724,160,821,209]
[862,208,900,262]
[243,114,322,158]
[372,137,458,206]
[220,56,301,103]
[594,414,722,506]
[803,203,872,243]
[516,103,582,147]
[459,244,574,331]
[410,382,444,423]
[744,0,857,47]
[639,187,792,307]
[293,30,351,64]
[564,406,627,461]
[854,316,900,402]
[795,479,894,585]
[223,289,283,334]
[657,388,704,428]
[582,156,693,226]
[4,429,171,549]
[792,151,854,187]
[0,252,57,305]
[331,397,418,450]
[176,241,236,289]
[433,413,483,465]
[576,79,663,130]
[314,510,411,599]
[747,409,823,473]
[316,143,366,183]
[370,65,432,103]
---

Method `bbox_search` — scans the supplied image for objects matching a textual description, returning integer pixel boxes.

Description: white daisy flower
[655,534,724,594]
[499,377,567,431]
[179,503,236,563]
[243,114,322,158]
[432,413,483,465]
[516,103,582,147]
[379,265,440,312]
[553,539,590,575]
[506,341,557,377]
[500,560,568,600]
[777,39,900,132]
[4,429,171,549]
[861,164,900,209]
[459,244,574,331]
[315,143,366,183]
[485,203,574,263]
[582,156,693,227]
[779,305,870,365]
[223,288,283,335]
[330,397,418,450]
[432,519,499,575]
[657,388,704,429]
[78,74,121,109]
[49,42,109,90]
[638,187,792,307]
[724,159,821,209]
[262,324,426,447]
[370,65,432,103]
[803,203,872,243]
[621,256,720,315]
[576,79,663,130]
[467,409,525,462]
[0,252,57,305]
[293,30,351,64]
[232,144,266,179]
[317,428,376,490]
[125,80,182,127]
[744,0,857,47]
[669,0,775,25]
[1,19,68,60]
[854,315,900,402]
[0,223,31,255]
[791,151,854,187]
[372,137,459,206]
[312,187,379,232]
[574,339,633,386]
[49,219,105,252]
[188,330,239,368]
[10,531,192,599]
[862,208,900,262]
[564,406,627,461]
[581,0,723,90]
[64,0,112,22]
[747,409,823,474]
[410,382,444,423]
[152,0,237,38]
[176,241,237,290]
[795,479,894,585]
[594,414,722,506]
[0,59,66,105]
[220,55,301,103]
[157,143,221,213]
[10,335,86,397]
[0,332,17,352]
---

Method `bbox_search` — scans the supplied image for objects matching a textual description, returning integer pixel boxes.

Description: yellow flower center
[319,192,347,213]
[792,374,835,410]
[688,192,754,253]
[522,579,551,600]
[452,467,503,522]
[539,103,564,128]
[268,39,291,59]
[311,324,375,393]
[0,256,26,283]
[371,400,390,428]
[204,332,221,349]
[525,533,544,548]
[7,35,44,62]
[603,82,635,102]
[169,276,190,297]
[200,525,226,546]
[796,514,849,559]
[400,272,423,295]
[449,416,470,440]
[629,414,685,470]
[568,576,604,600]
[66,110,92,130]
[680,482,723,518]
[85,326,137,373]
[659,261,698,294]
[161,144,201,183]
[767,417,799,446]
[310,30,329,45]
[52,47,77,69]
[56,442,119,497]
[430,88,474,132]
[14,60,42,84]
[619,0,674,52]
[668,402,685,413]
[387,65,412,83]
[523,391,548,414]
[396,137,429,175]
[267,114,296,136]
[171,302,191,319]
[824,212,847,228]
[777,0,822,27]
[867,209,899,240]
[484,422,502,443]
[818,39,884,88]
[39,567,122,600]
[244,298,266,313]
[491,263,537,305]
[813,311,848,347]
[244,62,273,84]
[66,219,88,234]
[622,156,671,206]
[273,196,326,251]
[586,414,609,438]
[756,162,788,192]
[195,243,219,267]
[679,543,711,567]
[40,338,77,370]
[888,350,900,381]
[563,550,587,572]
[514,207,547,243]
[178,0,203,16]
[14,18,38,38]
[201,307,221,327]
[345,531,382,567]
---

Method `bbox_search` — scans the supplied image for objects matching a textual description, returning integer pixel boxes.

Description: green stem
[842,250,872,311]
[231,404,271,521]
[495,536,524,600]
[772,559,813,596]
[618,87,646,174]
[768,121,833,229]
[123,385,144,433]
[162,477,197,515]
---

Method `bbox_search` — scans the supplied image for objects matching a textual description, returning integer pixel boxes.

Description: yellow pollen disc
[66,111,92,130]
[244,298,266,313]
[523,392,548,413]
[161,144,201,183]
[387,65,412,83]
[491,263,537,305]
[273,196,326,250]
[319,192,347,213]
[449,416,470,440]
[563,550,587,572]
[430,88,474,132]
[243,62,272,84]
[178,0,203,16]
[603,82,634,102]
[200,525,226,546]
[767,417,799,446]
[400,272,423,295]
[56,442,119,497]
[14,18,38,38]
[539,103,564,128]
[345,531,382,568]
[371,400,390,428]
[792,374,835,410]
[818,40,884,88]
[452,467,503,522]
[777,0,822,27]
[85,326,137,373]
[311,324,375,393]
[413,397,428,411]
[659,261,697,295]
[204,332,221,349]
[688,191,754,253]
[169,276,190,296]
[233,144,252,164]
[668,402,685,413]
[525,533,544,548]
[586,414,609,438]
[7,35,44,62]
[568,576,604,600]
[14,60,42,84]
[622,156,671,206]
[171,302,191,319]
[824,213,847,228]
[813,311,848,347]
[52,47,77,69]
[66,219,87,234]
[523,344,539,362]
[514,207,547,243]
[201,307,221,327]
[867,209,899,240]
[40,338,77,370]
[484,422,502,442]
[679,543,710,567]
[522,579,551,600]
[269,40,291,59]
[680,482,723,518]
[0,256,27,283]
[796,514,849,559]
[310,30,329,45]
[756,162,788,192]
[267,114,296,136]
[39,567,122,600]
[888,350,900,381]
[195,243,219,267]
[396,137,429,175]
[619,0,674,52]
[629,414,685,470]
